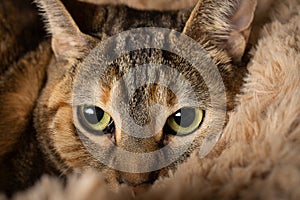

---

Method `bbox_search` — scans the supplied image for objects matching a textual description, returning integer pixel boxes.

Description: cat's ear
[183,0,257,63]
[35,0,97,63]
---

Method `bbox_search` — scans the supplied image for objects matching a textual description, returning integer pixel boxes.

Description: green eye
[166,107,204,135]
[78,105,113,132]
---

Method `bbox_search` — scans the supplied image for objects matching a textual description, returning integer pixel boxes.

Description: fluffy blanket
[1,0,299,199]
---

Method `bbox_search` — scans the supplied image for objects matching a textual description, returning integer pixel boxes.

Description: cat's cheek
[48,106,120,185]
[48,106,92,170]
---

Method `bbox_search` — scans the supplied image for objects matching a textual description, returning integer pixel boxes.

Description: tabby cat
[0,0,256,195]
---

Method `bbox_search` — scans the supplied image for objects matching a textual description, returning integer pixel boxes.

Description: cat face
[34,0,256,191]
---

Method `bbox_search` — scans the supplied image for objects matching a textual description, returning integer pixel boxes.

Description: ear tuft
[183,0,257,63]
[35,0,97,63]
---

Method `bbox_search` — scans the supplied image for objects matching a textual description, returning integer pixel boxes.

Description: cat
[0,0,256,195]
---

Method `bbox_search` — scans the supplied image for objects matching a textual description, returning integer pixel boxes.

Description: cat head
[34,0,256,192]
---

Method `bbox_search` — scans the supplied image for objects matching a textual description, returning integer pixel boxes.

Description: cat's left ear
[183,0,257,63]
[35,0,97,63]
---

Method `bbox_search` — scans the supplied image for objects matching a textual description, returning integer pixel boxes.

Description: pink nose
[132,183,152,195]
[117,171,158,194]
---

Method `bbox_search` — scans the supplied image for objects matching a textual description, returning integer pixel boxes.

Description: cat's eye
[77,105,114,133]
[166,107,204,135]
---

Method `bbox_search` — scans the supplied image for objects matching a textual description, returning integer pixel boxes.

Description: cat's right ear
[183,0,257,63]
[35,0,97,63]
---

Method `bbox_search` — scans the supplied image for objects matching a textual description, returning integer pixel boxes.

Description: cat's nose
[132,183,152,195]
[117,171,158,193]
[119,177,151,194]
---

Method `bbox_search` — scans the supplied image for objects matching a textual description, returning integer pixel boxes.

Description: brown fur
[81,0,198,10]
[0,0,258,196]
[0,0,45,75]
[3,0,298,199]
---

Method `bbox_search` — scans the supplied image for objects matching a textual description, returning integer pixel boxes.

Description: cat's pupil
[83,106,104,124]
[174,108,195,128]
